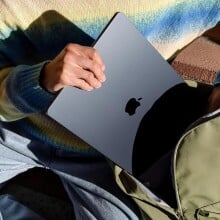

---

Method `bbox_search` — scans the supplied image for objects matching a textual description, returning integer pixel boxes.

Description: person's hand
[40,43,106,93]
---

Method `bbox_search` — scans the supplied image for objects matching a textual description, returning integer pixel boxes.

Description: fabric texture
[0,127,140,219]
[172,36,220,85]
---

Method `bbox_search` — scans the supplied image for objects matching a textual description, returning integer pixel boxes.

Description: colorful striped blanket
[0,1,219,153]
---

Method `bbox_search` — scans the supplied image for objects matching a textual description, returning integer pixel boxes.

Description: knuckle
[90,48,98,57]
[93,63,101,73]
[79,80,86,87]
[65,43,75,52]
[63,53,71,63]
[78,80,88,90]
[86,72,94,81]
[64,44,71,52]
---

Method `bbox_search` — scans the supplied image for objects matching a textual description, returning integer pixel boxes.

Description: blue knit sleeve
[6,61,55,113]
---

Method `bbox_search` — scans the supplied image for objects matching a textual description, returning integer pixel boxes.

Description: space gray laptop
[47,12,183,175]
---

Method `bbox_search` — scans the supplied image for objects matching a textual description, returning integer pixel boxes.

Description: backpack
[112,84,220,220]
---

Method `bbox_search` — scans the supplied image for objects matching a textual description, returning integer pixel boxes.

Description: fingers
[79,69,102,89]
[41,43,106,93]
[74,79,94,92]
[69,55,106,83]
[67,67,102,90]
[64,43,106,82]
[83,46,106,71]
[56,60,103,91]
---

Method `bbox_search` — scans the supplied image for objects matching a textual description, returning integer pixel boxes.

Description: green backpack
[113,85,220,220]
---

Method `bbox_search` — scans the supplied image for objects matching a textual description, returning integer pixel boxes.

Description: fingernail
[101,74,106,82]
[102,65,106,71]
[88,87,93,91]
[97,82,102,88]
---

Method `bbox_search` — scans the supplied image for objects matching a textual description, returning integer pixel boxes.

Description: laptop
[47,12,183,175]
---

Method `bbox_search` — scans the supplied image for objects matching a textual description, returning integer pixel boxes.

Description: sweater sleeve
[0,63,55,121]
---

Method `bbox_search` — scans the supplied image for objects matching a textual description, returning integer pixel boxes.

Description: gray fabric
[0,194,44,220]
[0,126,140,220]
[0,184,74,220]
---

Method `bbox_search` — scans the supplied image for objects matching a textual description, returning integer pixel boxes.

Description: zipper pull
[197,209,220,218]
[197,210,209,217]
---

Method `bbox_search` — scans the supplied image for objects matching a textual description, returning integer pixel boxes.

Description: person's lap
[0,125,140,219]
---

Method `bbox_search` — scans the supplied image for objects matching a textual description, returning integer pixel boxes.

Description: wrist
[39,62,59,95]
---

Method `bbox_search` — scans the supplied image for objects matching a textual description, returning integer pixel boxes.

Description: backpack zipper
[197,209,220,218]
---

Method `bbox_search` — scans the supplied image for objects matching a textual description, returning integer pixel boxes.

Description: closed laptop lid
[47,12,183,174]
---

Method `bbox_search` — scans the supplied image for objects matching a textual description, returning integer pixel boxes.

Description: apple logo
[125,97,142,116]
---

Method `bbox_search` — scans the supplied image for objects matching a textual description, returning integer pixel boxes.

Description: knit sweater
[0,0,219,155]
